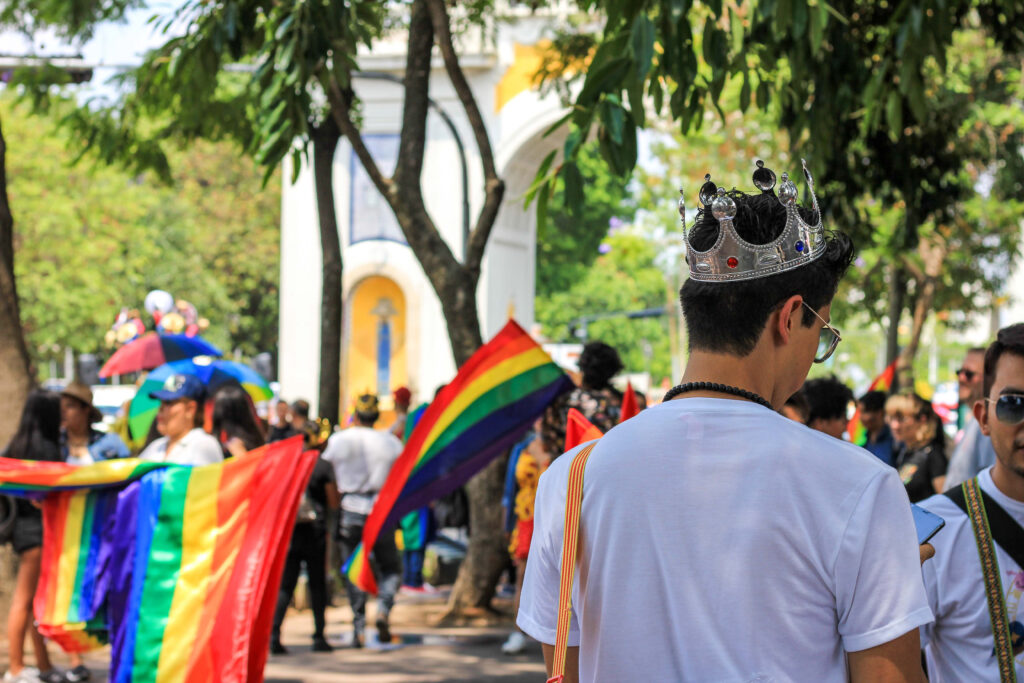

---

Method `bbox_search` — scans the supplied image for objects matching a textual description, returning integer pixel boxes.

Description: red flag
[620,382,639,424]
[565,408,604,451]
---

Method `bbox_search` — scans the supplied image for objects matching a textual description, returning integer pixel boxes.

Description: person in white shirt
[138,374,223,466]
[518,162,934,683]
[321,394,403,647]
[919,324,1024,681]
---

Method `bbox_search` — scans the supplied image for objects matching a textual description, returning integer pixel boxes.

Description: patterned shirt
[541,386,645,455]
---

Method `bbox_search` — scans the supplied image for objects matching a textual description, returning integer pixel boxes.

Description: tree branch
[395,0,433,198]
[425,0,505,273]
[323,74,396,210]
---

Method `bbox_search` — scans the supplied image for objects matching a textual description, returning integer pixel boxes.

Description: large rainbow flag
[0,437,316,683]
[344,320,573,594]
[848,361,897,445]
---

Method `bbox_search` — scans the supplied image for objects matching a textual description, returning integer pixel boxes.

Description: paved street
[4,590,546,682]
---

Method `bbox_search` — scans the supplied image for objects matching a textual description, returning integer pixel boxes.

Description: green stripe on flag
[413,363,565,473]
[132,466,191,683]
[68,493,96,622]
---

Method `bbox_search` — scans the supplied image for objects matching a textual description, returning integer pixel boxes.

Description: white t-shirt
[322,426,403,515]
[919,466,1024,681]
[138,428,224,466]
[518,398,933,682]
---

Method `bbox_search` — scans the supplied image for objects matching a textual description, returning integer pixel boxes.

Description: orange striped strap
[547,441,598,683]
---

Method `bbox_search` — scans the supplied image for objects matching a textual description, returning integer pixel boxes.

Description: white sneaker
[501,631,528,654]
[4,667,42,683]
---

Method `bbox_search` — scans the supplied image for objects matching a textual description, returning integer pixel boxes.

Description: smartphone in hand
[912,504,945,545]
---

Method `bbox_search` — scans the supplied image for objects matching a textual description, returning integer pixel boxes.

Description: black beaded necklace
[663,381,773,410]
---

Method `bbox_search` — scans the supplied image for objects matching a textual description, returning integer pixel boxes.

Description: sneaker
[502,631,528,655]
[4,668,41,683]
[36,671,65,683]
[64,666,91,683]
[269,640,288,655]
[376,618,392,644]
[351,629,364,649]
[311,636,334,652]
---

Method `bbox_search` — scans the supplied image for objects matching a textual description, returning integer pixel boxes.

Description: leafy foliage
[536,142,635,297]
[536,230,674,383]
[2,96,280,368]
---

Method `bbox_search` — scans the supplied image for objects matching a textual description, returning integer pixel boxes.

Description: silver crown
[680,159,826,282]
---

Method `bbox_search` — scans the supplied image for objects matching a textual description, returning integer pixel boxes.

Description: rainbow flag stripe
[848,361,896,445]
[2,437,315,683]
[345,320,572,594]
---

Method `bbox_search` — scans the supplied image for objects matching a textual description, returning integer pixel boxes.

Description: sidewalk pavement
[5,590,546,682]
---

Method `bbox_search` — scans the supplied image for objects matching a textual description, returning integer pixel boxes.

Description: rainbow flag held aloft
[344,320,573,594]
[0,436,316,683]
[848,361,897,446]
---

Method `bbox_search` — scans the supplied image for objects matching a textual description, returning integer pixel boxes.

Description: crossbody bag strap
[547,441,598,683]
[944,479,1018,683]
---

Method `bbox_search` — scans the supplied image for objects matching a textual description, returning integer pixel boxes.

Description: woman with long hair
[210,385,266,457]
[2,390,65,683]
[886,392,948,502]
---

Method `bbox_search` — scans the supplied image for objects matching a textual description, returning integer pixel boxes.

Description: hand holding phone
[912,504,945,545]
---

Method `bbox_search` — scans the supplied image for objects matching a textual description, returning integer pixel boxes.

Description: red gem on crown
[726,257,738,268]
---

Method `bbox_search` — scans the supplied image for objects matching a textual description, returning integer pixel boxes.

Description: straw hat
[61,382,103,424]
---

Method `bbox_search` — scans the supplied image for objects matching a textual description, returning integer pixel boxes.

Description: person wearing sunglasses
[519,161,934,683]
[917,323,1024,682]
[945,347,998,488]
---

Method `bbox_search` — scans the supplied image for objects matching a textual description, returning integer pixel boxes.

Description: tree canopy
[1,96,280,368]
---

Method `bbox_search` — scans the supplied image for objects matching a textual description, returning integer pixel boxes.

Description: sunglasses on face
[802,302,842,363]
[986,394,1024,425]
[957,368,977,381]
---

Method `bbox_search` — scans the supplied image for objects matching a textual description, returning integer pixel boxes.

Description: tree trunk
[325,0,509,617]
[312,119,343,426]
[885,263,904,392]
[896,233,947,392]
[0,113,34,630]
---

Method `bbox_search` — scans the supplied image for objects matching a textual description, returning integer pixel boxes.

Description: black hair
[983,323,1024,397]
[858,390,888,413]
[211,385,266,451]
[3,389,62,462]
[783,389,810,423]
[578,341,623,389]
[354,394,380,425]
[803,376,854,423]
[680,190,855,356]
[291,399,310,419]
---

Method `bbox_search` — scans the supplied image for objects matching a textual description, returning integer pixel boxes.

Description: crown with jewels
[680,159,826,282]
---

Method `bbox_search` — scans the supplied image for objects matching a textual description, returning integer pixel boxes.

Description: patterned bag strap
[947,478,1018,683]
[547,441,599,683]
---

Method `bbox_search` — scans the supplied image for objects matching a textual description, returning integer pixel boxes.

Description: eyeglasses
[985,394,1024,425]
[802,302,842,363]
[956,368,977,381]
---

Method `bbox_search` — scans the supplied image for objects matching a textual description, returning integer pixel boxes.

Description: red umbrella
[99,332,222,378]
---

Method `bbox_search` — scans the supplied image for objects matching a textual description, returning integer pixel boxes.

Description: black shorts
[12,514,42,555]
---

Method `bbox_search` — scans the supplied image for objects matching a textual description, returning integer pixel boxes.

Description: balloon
[144,290,174,315]
[160,311,185,334]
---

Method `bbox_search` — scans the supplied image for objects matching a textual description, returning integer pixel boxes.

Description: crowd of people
[2,160,1023,683]
[514,164,1024,683]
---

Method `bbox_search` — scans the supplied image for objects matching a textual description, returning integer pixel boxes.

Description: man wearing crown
[518,161,934,681]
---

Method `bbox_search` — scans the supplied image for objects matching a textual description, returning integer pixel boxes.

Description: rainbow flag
[344,320,572,594]
[0,437,316,683]
[847,361,896,445]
